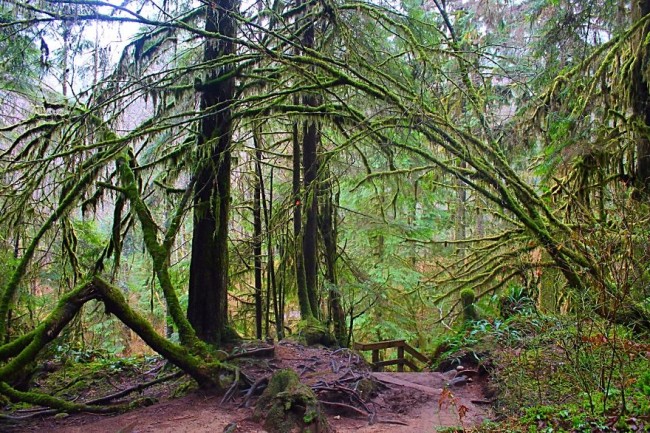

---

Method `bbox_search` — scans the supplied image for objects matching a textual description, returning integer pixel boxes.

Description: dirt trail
[4,342,491,432]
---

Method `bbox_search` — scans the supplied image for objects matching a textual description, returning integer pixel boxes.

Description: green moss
[0,381,124,414]
[297,319,336,347]
[460,289,479,323]
[254,369,331,433]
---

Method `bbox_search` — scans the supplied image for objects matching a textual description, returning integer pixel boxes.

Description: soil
[2,341,492,432]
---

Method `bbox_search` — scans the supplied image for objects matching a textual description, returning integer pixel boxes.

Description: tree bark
[301,14,321,319]
[302,106,320,319]
[187,0,238,344]
[293,122,312,319]
[253,149,264,340]
[319,174,346,345]
[632,0,650,192]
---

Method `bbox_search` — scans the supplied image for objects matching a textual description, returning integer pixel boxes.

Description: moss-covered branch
[0,381,127,414]
[90,276,223,387]
[116,155,203,352]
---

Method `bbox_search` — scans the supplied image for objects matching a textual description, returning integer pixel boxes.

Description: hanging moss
[254,369,332,433]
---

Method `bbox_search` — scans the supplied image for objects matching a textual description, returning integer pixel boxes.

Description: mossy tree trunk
[187,0,238,344]
[117,155,203,352]
[632,0,650,193]
[293,116,312,320]
[301,6,321,320]
[302,104,320,320]
[253,146,264,340]
[0,276,226,411]
[320,173,346,345]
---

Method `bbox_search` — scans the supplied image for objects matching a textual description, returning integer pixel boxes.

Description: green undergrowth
[432,304,650,433]
[5,348,182,411]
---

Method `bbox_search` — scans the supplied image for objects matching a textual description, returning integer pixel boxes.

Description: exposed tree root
[225,346,274,361]
[240,376,269,408]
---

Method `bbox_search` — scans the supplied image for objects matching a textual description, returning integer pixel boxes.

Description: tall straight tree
[293,121,312,319]
[253,146,264,340]
[319,171,346,344]
[631,0,650,192]
[301,6,321,319]
[187,0,238,344]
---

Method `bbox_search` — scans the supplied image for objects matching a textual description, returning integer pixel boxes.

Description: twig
[0,409,58,420]
[314,384,372,414]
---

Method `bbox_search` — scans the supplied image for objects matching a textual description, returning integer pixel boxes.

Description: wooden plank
[403,358,419,372]
[403,343,429,364]
[397,346,404,372]
[372,349,379,372]
[371,373,440,395]
[373,359,403,369]
[353,339,405,351]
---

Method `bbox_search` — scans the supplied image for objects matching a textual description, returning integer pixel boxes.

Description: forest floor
[2,340,491,432]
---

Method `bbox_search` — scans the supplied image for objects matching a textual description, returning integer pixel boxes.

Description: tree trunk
[301,14,321,319]
[293,122,312,319]
[302,107,320,319]
[187,0,237,344]
[455,161,467,257]
[632,0,650,192]
[253,148,264,340]
[263,166,281,339]
[320,174,346,345]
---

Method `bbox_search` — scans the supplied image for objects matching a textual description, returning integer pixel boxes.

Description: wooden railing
[353,339,429,372]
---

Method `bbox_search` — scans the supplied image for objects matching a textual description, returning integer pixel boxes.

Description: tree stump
[254,369,332,433]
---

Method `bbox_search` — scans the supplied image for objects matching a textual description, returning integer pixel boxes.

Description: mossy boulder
[254,369,332,433]
[297,319,336,347]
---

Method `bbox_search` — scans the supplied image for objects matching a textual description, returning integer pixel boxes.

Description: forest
[0,0,650,431]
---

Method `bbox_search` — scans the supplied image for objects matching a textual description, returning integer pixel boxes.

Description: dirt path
[3,342,491,432]
[8,373,488,432]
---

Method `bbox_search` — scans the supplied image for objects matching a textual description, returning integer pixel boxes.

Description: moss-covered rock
[254,369,332,433]
[297,319,336,347]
